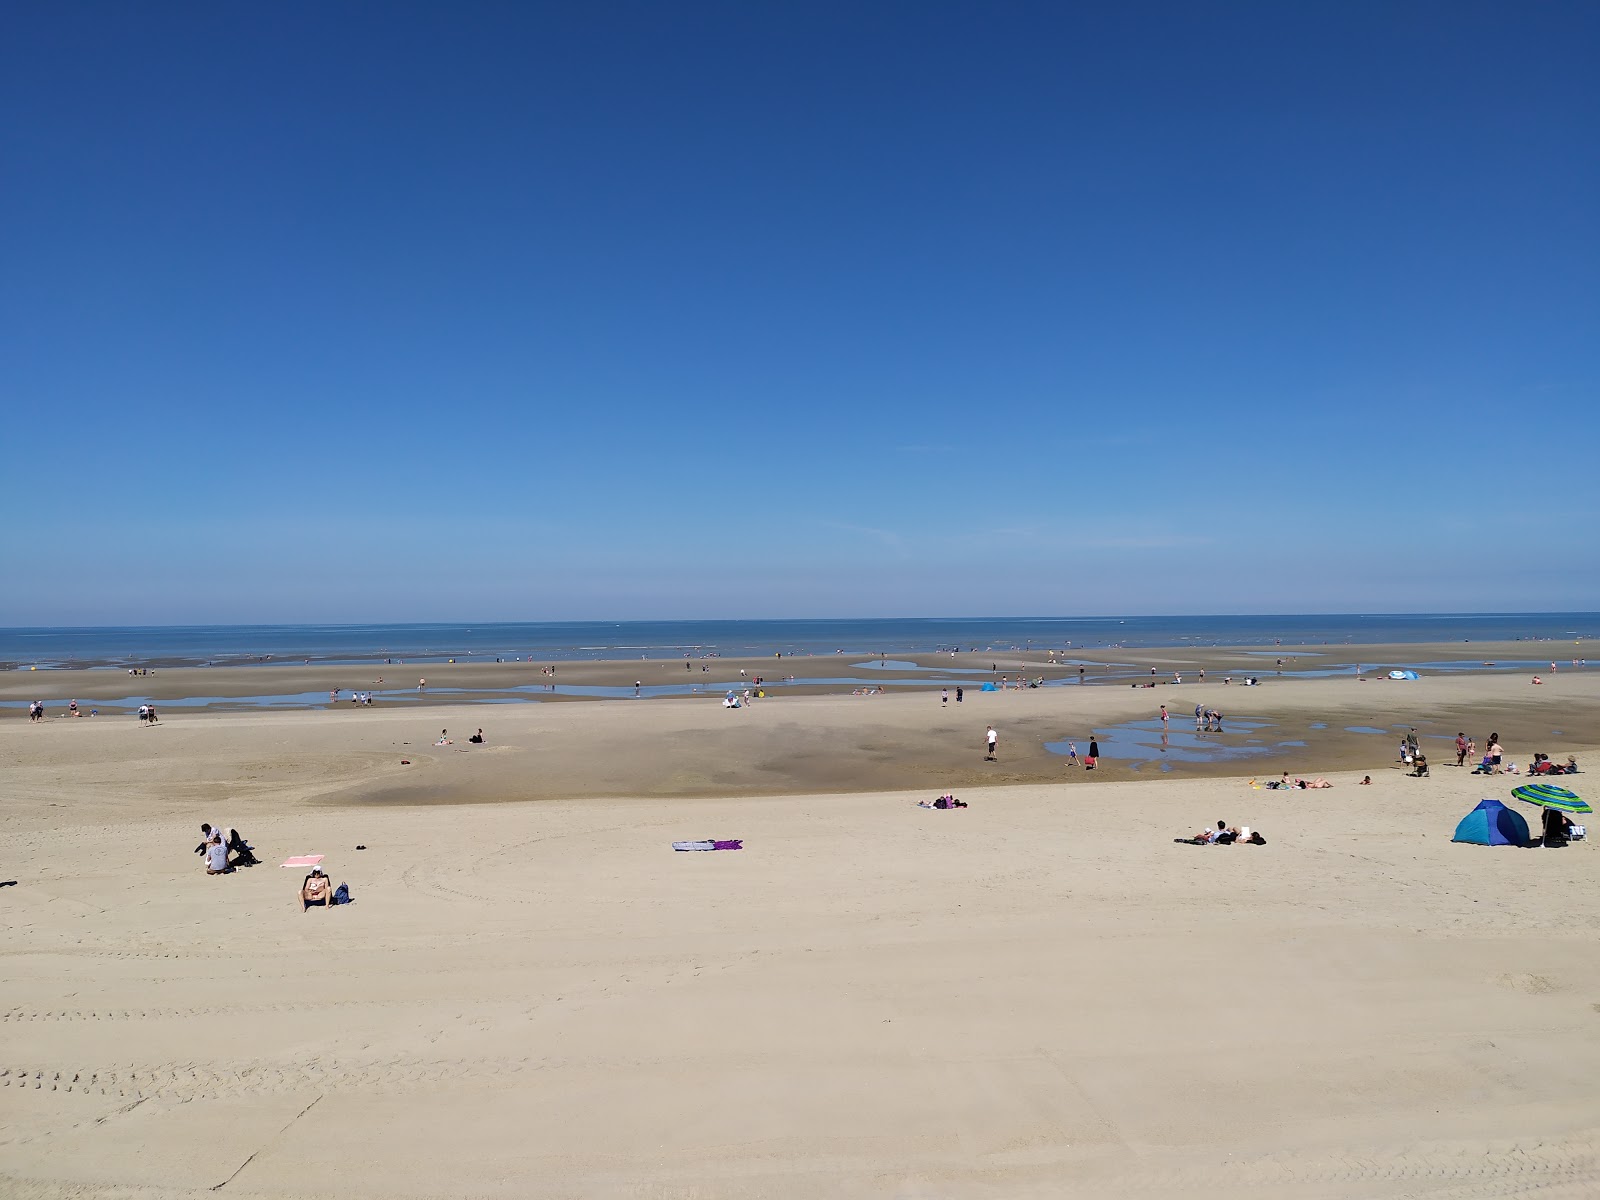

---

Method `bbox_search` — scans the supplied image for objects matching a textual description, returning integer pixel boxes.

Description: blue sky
[4,2,1596,623]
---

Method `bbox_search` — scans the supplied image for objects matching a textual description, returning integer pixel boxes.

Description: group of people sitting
[1529,754,1580,776]
[917,794,968,809]
[194,822,259,874]
[1178,820,1267,845]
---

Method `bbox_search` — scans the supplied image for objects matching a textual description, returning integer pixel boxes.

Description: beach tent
[1388,669,1420,681]
[980,682,998,692]
[1452,799,1530,847]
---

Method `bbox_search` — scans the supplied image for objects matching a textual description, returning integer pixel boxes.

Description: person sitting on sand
[204,833,229,875]
[1531,675,1543,685]
[1360,775,1372,785]
[468,729,485,744]
[301,867,333,912]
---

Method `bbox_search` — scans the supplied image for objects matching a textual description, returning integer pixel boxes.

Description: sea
[3,614,1595,671]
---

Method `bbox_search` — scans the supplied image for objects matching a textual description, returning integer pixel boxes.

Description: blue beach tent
[1388,669,1420,680]
[980,682,998,692]
[1452,799,1530,847]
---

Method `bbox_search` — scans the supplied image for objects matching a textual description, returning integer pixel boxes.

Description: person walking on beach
[1065,740,1079,765]
[1160,704,1169,728]
[1455,732,1468,767]
[941,688,949,707]
[955,686,963,703]
[985,726,998,761]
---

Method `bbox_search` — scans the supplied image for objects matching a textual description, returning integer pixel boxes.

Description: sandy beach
[3,666,1598,1198]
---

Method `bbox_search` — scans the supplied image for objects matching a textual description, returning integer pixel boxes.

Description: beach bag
[333,882,351,904]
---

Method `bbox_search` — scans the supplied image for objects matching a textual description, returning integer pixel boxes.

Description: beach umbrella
[1510,784,1591,814]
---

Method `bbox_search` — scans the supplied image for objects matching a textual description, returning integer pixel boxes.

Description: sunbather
[301,867,334,912]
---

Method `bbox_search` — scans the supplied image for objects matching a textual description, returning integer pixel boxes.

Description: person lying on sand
[917,794,968,809]
[1177,820,1234,845]
[301,867,334,912]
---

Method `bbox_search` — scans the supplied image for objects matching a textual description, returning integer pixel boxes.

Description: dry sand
[2,668,1598,1198]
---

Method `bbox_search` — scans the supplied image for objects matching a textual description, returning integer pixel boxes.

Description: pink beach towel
[280,855,325,868]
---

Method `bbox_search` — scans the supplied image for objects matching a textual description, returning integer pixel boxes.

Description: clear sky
[3,2,1596,624]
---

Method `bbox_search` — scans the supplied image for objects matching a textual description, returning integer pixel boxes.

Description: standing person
[1088,734,1100,759]
[1065,740,1079,765]
[1160,704,1169,728]
[1194,703,1204,731]
[1079,667,1085,685]
[145,705,158,725]
[955,687,963,704]
[941,688,949,707]
[1199,668,1205,682]
[1489,737,1504,773]
[635,681,642,697]
[985,726,998,761]
[1466,734,1477,763]
[1455,732,1468,767]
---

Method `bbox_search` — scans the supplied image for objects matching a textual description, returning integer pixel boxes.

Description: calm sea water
[3,614,1595,670]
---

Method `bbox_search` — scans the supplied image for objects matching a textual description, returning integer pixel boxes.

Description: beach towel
[672,840,743,851]
[281,854,325,868]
